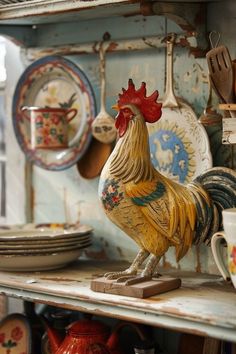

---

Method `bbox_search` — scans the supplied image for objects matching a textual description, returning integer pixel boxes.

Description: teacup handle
[65,108,77,122]
[21,106,30,121]
[211,232,231,282]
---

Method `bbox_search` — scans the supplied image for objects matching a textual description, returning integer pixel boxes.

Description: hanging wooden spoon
[91,43,117,144]
[77,137,112,179]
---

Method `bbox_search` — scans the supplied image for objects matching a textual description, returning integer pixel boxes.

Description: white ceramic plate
[0,224,93,241]
[0,235,92,248]
[0,241,92,254]
[0,248,83,271]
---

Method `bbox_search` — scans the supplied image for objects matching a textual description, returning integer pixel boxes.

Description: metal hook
[166,32,177,45]
[209,30,221,48]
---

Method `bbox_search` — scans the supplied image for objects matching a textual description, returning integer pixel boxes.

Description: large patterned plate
[12,55,96,170]
[148,101,213,184]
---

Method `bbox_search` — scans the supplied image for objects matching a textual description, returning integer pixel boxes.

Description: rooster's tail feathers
[193,166,236,245]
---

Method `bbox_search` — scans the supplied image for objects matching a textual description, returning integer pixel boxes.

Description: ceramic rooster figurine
[98,79,236,284]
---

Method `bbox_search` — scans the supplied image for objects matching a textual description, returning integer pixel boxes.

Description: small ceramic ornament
[0,313,32,354]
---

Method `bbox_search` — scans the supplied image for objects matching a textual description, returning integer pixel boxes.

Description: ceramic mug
[21,106,77,149]
[211,208,236,288]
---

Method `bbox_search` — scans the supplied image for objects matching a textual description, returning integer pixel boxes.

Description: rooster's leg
[141,254,161,277]
[124,255,161,285]
[104,249,149,280]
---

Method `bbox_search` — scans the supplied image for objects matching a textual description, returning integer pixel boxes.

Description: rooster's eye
[123,108,132,114]
[122,108,134,119]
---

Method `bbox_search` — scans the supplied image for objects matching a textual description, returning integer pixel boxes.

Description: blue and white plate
[148,101,212,184]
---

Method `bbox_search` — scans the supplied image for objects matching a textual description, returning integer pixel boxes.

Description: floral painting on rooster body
[100,178,124,211]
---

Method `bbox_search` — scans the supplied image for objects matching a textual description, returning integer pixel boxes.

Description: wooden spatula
[206,45,236,117]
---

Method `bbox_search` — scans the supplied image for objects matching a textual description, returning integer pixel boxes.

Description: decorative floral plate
[0,313,32,353]
[147,101,213,184]
[12,55,96,170]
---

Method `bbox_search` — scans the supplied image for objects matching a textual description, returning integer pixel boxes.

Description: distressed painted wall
[4,1,236,275]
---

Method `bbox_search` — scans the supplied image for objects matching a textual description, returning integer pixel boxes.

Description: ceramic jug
[42,318,149,354]
[43,318,123,354]
[21,106,77,149]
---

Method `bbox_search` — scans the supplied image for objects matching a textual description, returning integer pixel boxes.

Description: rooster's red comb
[117,79,162,123]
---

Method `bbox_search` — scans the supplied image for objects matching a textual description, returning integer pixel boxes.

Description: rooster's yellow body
[98,80,236,282]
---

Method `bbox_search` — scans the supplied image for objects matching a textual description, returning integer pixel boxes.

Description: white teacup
[211,208,236,288]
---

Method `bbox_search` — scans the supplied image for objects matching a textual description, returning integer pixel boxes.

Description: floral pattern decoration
[229,245,236,275]
[101,179,124,211]
[0,326,26,354]
[34,112,67,148]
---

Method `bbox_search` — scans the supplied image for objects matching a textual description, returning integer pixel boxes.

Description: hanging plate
[148,101,212,184]
[148,36,212,184]
[12,55,96,170]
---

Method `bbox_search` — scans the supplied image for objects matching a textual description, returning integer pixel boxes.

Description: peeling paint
[40,277,81,282]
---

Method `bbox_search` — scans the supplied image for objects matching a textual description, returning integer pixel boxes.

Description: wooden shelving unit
[0,260,235,342]
[0,0,233,348]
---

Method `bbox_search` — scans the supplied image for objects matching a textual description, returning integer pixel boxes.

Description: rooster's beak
[112,104,119,111]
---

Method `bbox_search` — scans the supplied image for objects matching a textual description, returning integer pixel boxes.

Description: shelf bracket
[140,1,208,57]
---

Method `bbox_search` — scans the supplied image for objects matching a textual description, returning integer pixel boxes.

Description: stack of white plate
[0,224,93,271]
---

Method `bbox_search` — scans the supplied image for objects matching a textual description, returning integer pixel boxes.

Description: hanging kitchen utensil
[77,137,113,179]
[199,76,222,127]
[147,33,212,186]
[91,43,117,144]
[199,32,222,127]
[206,45,236,117]
[199,31,231,168]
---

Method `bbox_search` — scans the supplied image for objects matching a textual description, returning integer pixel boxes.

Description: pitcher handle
[211,232,231,282]
[107,321,148,351]
[65,108,77,122]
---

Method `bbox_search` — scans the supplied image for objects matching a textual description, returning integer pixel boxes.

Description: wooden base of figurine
[90,276,181,298]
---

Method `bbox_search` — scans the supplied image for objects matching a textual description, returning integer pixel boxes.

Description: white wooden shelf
[0,0,219,54]
[0,0,142,23]
[0,260,235,342]
[0,0,220,23]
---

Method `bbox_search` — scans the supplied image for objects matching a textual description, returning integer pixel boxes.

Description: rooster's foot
[104,250,150,280]
[114,275,136,283]
[104,269,137,280]
[152,272,162,279]
[122,275,152,285]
